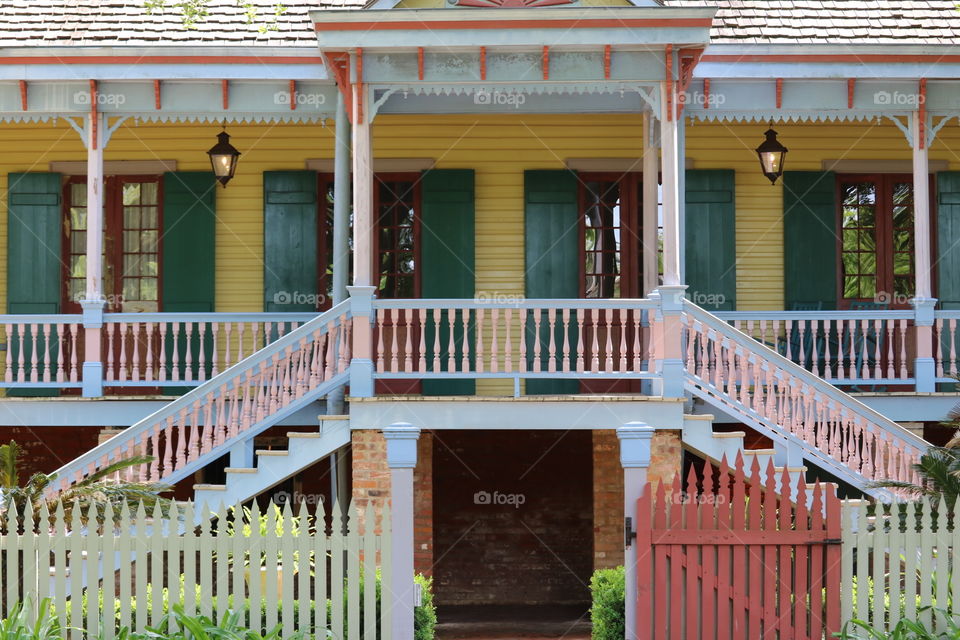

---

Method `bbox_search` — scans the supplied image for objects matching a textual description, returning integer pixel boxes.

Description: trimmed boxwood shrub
[590,566,624,640]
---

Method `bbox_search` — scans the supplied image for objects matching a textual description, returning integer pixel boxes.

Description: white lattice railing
[48,301,352,492]
[686,302,927,495]
[0,315,84,387]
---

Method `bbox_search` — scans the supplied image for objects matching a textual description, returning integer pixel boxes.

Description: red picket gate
[635,457,842,640]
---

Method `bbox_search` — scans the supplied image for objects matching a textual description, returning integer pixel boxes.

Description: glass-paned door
[63,175,162,313]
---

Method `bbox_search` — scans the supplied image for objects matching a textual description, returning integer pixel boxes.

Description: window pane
[122,183,141,206]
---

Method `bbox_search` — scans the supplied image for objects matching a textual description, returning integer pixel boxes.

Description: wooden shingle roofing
[0,0,958,48]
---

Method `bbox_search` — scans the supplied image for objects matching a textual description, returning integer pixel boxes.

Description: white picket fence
[0,499,390,640]
[842,499,960,633]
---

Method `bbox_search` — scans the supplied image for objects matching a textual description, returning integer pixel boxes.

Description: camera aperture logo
[473,490,526,509]
[474,89,527,109]
[273,291,327,307]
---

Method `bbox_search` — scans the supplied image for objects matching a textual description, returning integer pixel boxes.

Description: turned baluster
[950,319,959,377]
[461,310,471,373]
[170,322,181,382]
[531,309,543,373]
[404,309,414,373]
[477,308,487,373]
[575,310,585,373]
[936,319,945,378]
[547,309,557,373]
[447,309,457,372]
[563,309,573,373]
[28,324,39,382]
[390,308,400,373]
[418,309,427,373]
[376,310,386,372]
[432,310,442,372]
[519,311,528,373]
[183,323,195,382]
[55,324,65,383]
[898,319,909,379]
[504,309,513,373]
[130,322,142,383]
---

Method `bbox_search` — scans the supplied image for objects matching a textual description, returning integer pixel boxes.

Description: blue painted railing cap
[617,422,654,468]
[383,423,421,469]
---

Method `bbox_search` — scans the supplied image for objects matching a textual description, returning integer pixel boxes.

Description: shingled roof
[663,0,960,45]
[0,0,958,48]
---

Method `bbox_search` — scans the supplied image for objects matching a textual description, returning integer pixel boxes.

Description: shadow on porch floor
[435,605,591,640]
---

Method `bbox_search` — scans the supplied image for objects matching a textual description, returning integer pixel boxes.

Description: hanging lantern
[755,126,788,185]
[207,127,241,186]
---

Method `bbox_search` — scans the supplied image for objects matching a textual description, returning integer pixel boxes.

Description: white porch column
[912,110,938,392]
[81,112,106,397]
[328,92,352,414]
[618,422,655,640]
[383,423,421,640]
[660,81,682,287]
[351,86,373,288]
[642,114,659,296]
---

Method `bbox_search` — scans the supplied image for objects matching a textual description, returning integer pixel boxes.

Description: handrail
[0,314,84,324]
[49,300,353,493]
[372,298,660,310]
[103,312,317,323]
[686,301,928,451]
[715,310,915,321]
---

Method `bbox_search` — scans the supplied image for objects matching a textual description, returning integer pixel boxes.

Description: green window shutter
[263,171,318,313]
[161,171,216,390]
[938,172,960,309]
[685,169,736,311]
[7,173,62,397]
[7,172,62,314]
[783,171,837,310]
[421,169,475,396]
[524,169,579,394]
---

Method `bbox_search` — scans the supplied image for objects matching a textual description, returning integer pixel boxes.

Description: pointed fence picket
[0,499,389,639]
[840,498,960,634]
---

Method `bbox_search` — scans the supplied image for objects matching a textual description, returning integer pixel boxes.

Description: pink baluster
[632,309,642,372]
[503,308,513,373]
[418,309,427,373]
[389,309,400,373]
[183,323,194,382]
[519,311,528,373]
[55,324,65,383]
[117,322,129,381]
[951,319,959,377]
[143,323,155,382]
[209,323,219,378]
[936,319,945,378]
[236,322,246,365]
[28,323,38,382]
[15,324,24,383]
[196,322,207,382]
[603,308,614,372]
[223,322,232,371]
[883,319,894,380]
[432,310,442,372]
[41,323,52,383]
[477,307,492,373]
[447,309,457,372]
[590,309,600,373]
[404,309,414,373]
[575,310,585,373]
[547,309,557,373]
[531,309,542,373]
[376,310,386,372]
[170,322,181,382]
[339,317,351,372]
[309,332,323,387]
[323,324,336,380]
[131,322,143,383]
[70,324,80,382]
[461,309,471,373]
[3,325,11,383]
[898,319,909,379]
[618,309,628,372]
[477,308,487,373]
[562,309,572,373]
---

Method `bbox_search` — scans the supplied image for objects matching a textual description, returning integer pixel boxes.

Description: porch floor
[435,605,591,640]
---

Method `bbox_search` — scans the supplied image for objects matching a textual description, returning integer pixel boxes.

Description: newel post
[80,300,104,397]
[383,423,421,640]
[347,285,376,397]
[913,296,938,392]
[655,285,687,398]
[618,422,655,640]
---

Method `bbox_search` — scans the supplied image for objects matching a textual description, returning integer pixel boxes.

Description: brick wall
[432,430,593,607]
[0,426,100,475]
[592,430,623,569]
[350,428,433,574]
[649,430,683,485]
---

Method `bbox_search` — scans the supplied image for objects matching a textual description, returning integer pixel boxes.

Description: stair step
[318,414,350,421]
[193,484,227,491]
[712,431,746,439]
[256,449,289,457]
[742,448,776,456]
[684,414,715,422]
[225,467,257,474]
[288,432,322,439]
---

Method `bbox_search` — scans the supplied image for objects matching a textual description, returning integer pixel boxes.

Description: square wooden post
[81,112,105,398]
[384,423,421,640]
[912,110,937,391]
[618,423,655,640]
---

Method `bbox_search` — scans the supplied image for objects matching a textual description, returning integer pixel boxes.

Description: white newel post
[655,285,686,398]
[383,423,421,640]
[82,112,105,397]
[618,423,655,640]
[660,80,682,287]
[912,110,937,392]
[642,114,660,296]
[352,86,373,288]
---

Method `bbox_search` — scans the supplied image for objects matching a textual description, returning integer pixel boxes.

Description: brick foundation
[592,430,624,569]
[0,426,101,475]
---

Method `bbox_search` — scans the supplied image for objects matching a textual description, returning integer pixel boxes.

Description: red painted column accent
[847,78,855,108]
[479,46,487,81]
[603,45,611,80]
[18,80,27,110]
[542,46,550,80]
[703,78,710,109]
[153,79,161,109]
[664,44,673,122]
[417,47,424,81]
[221,79,229,110]
[776,77,783,109]
[289,80,297,111]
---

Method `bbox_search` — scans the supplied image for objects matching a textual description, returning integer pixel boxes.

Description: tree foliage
[143,0,287,33]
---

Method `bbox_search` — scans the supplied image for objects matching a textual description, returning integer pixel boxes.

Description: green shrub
[590,566,624,640]
[413,574,436,640]
[0,599,61,640]
[838,607,960,639]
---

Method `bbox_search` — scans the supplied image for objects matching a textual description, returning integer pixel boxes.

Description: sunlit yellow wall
[0,119,336,313]
[685,119,960,310]
[3,116,957,318]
